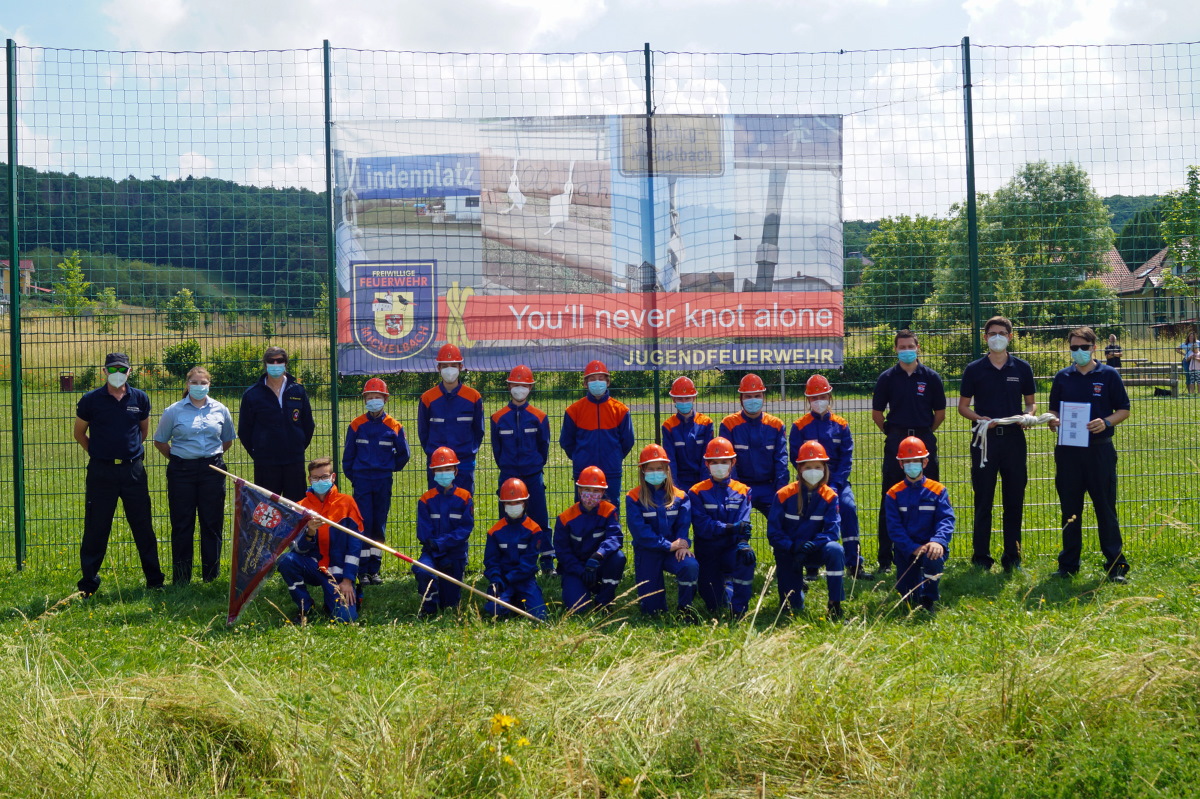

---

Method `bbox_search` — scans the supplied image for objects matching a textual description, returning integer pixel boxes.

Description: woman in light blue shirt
[153,366,236,584]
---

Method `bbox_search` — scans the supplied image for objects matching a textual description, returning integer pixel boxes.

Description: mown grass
[2,553,1200,797]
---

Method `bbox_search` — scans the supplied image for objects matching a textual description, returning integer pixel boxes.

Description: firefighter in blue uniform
[627,444,699,617]
[418,344,485,495]
[767,441,846,619]
[789,374,873,580]
[561,360,636,505]
[883,436,955,612]
[490,364,554,574]
[342,377,410,585]
[688,437,756,617]
[483,478,548,621]
[719,373,788,517]
[554,466,627,614]
[414,447,474,616]
[238,346,315,502]
[661,376,714,490]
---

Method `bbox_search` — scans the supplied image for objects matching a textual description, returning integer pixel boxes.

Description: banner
[227,481,313,625]
[333,114,843,373]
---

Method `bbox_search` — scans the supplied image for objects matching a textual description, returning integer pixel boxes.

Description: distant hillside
[1103,194,1163,232]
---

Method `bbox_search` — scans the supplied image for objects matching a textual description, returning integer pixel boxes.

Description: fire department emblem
[350,260,438,363]
[252,501,283,529]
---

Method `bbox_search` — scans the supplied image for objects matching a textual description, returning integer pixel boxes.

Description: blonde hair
[182,366,212,398]
[637,464,678,510]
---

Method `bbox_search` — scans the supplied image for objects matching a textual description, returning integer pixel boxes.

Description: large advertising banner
[333,115,843,373]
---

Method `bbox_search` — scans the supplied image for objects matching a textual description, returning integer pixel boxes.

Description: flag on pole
[227,481,313,625]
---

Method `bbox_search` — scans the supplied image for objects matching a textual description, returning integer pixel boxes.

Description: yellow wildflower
[490,713,518,735]
[516,737,530,747]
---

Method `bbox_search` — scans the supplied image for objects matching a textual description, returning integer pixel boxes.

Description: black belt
[92,455,143,465]
[169,454,224,464]
[886,425,933,437]
[986,425,1024,437]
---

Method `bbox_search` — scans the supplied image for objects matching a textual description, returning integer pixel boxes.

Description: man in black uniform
[871,329,946,574]
[73,352,165,596]
[957,316,1036,572]
[1047,326,1131,583]
[238,346,316,501]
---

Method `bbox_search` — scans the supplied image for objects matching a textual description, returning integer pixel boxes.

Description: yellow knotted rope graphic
[445,281,475,349]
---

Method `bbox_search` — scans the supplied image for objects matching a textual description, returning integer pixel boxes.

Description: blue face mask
[903,462,924,480]
[644,470,667,486]
[188,384,209,401]
[311,478,333,496]
[742,397,764,414]
[897,349,918,364]
[365,398,385,413]
[1071,348,1092,366]
[675,401,693,415]
[588,380,608,397]
[433,471,455,488]
[265,363,286,378]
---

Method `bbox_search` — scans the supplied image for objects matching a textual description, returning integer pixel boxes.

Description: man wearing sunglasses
[238,346,316,501]
[73,352,165,597]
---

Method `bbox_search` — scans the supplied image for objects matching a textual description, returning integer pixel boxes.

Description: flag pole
[210,465,543,622]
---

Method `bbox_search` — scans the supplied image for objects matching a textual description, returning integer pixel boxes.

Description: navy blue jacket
[238,375,315,465]
[490,401,551,476]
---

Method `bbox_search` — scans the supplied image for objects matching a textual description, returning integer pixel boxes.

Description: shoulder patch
[349,414,369,432]
[527,405,548,422]
[662,415,682,432]
[730,480,751,496]
[885,481,909,499]
[522,517,541,534]
[559,505,583,525]
[720,413,744,430]
[627,486,642,503]
[671,487,687,500]
[763,413,785,431]
[695,412,714,426]
[384,416,404,434]
[831,414,849,427]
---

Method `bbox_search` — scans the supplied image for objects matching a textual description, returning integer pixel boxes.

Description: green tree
[164,288,201,333]
[314,280,330,337]
[1161,165,1200,281]
[95,286,121,333]
[52,251,95,318]
[854,215,947,329]
[1115,205,1166,268]
[260,301,275,340]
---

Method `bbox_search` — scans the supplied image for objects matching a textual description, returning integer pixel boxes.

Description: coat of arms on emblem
[252,501,283,528]
[373,292,413,339]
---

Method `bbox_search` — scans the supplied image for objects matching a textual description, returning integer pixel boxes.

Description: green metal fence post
[6,39,25,569]
[323,40,341,463]
[961,36,982,357]
[643,43,662,441]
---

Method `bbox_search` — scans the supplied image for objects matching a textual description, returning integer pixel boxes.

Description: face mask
[708,462,731,481]
[903,462,924,480]
[675,401,693,415]
[644,470,667,486]
[107,371,128,389]
[188,384,209,401]
[440,366,460,384]
[510,386,530,402]
[365,398,385,413]
[801,468,824,486]
[588,380,608,397]
[580,489,604,510]
[265,363,286,378]
[809,399,829,415]
[504,503,525,519]
[987,334,1009,352]
[433,471,455,488]
[897,349,918,364]
[311,478,333,496]
[742,397,763,414]
[1071,348,1092,367]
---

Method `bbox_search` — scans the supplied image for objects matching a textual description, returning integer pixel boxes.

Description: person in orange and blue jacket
[767,441,846,620]
[884,436,955,612]
[553,466,627,614]
[342,378,410,585]
[277,457,363,624]
[490,365,554,574]
[560,360,635,505]
[627,444,698,618]
[661,375,714,490]
[418,344,484,495]
[414,447,474,616]
[719,373,788,518]
[789,374,873,580]
[688,437,755,617]
[483,478,548,621]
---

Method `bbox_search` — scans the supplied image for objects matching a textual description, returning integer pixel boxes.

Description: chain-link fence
[2,40,1198,574]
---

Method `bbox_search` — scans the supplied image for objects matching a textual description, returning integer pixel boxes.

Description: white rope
[971,413,1057,466]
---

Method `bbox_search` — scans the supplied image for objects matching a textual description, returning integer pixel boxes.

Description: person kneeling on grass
[767,441,846,620]
[554,466,627,614]
[883,436,955,612]
[415,447,474,617]
[484,478,548,620]
[627,444,699,618]
[277,457,362,624]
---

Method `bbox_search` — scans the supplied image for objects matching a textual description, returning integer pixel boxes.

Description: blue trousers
[485,576,547,620]
[894,548,946,606]
[426,459,475,496]
[772,541,845,613]
[414,552,467,613]
[561,550,627,613]
[498,470,552,569]
[633,548,699,615]
[353,475,393,577]
[694,539,755,615]
[277,552,357,623]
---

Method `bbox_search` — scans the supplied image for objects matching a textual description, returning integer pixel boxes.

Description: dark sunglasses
[265,358,286,365]
[105,365,129,374]
[1068,344,1092,352]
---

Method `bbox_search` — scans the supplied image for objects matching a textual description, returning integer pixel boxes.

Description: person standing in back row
[418,344,485,495]
[561,360,636,505]
[238,346,315,502]
[872,330,946,575]
[719,373,788,518]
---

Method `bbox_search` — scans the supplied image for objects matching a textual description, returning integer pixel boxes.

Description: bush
[209,339,264,393]
[163,340,203,382]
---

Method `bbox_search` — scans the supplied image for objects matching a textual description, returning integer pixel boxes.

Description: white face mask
[440,366,460,384]
[107,371,128,389]
[809,399,829,415]
[708,462,732,481]
[510,386,530,402]
[504,503,524,519]
[987,333,1009,352]
[801,468,824,486]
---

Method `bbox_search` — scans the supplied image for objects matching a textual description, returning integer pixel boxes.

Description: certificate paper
[1057,401,1091,447]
